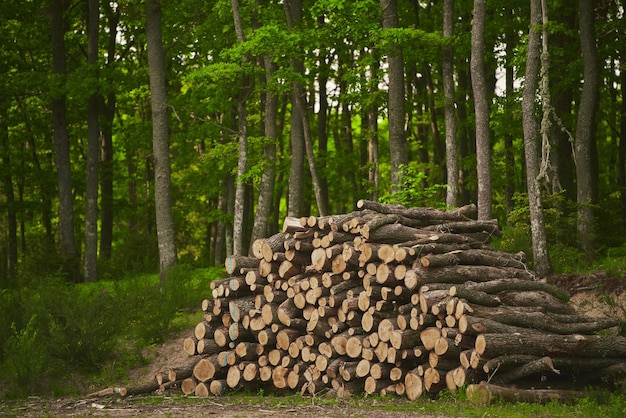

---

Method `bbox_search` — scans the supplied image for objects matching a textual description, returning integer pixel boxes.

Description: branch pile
[95,200,626,403]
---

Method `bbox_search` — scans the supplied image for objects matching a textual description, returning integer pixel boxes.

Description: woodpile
[93,200,626,403]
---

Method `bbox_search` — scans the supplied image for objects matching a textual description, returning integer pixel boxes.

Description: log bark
[225,255,260,275]
[356,199,476,222]
[475,333,626,358]
[468,305,618,334]
[405,265,536,288]
[467,381,585,405]
[491,356,559,384]
[495,290,574,314]
[420,249,524,270]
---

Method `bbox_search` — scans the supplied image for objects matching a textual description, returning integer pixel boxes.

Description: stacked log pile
[103,200,626,403]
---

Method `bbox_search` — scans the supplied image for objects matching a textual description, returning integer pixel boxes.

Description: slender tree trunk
[316,18,330,211]
[338,51,357,212]
[457,62,472,206]
[504,8,516,218]
[470,0,492,220]
[146,0,178,281]
[367,98,379,201]
[575,0,600,262]
[48,0,81,282]
[620,69,626,229]
[84,0,100,282]
[250,56,277,248]
[233,96,248,256]
[0,102,17,280]
[381,0,408,190]
[283,0,328,216]
[285,4,304,218]
[424,66,443,182]
[214,177,228,266]
[99,3,119,261]
[443,0,458,208]
[551,5,576,200]
[288,101,305,217]
[225,173,235,258]
[230,0,251,255]
[522,0,551,277]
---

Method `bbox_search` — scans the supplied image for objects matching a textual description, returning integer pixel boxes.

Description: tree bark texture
[575,0,600,262]
[283,0,329,217]
[84,0,100,282]
[470,0,492,220]
[48,0,81,282]
[250,55,278,248]
[146,0,178,280]
[522,0,551,277]
[443,0,458,208]
[380,0,408,190]
[230,0,251,256]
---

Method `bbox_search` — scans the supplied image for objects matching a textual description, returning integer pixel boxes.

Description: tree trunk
[443,0,458,208]
[283,0,329,217]
[380,0,408,190]
[522,0,551,277]
[456,63,474,206]
[470,0,492,220]
[98,3,118,262]
[504,8,516,217]
[316,27,330,212]
[0,102,17,279]
[288,99,305,217]
[48,0,81,282]
[146,0,178,281]
[230,0,252,256]
[467,381,585,405]
[620,68,626,229]
[84,0,100,282]
[549,2,576,200]
[575,0,599,262]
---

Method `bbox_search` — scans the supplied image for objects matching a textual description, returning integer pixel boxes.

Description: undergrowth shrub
[495,192,584,273]
[45,283,123,370]
[380,165,447,209]
[0,288,23,364]
[0,266,223,397]
[98,232,159,281]
[2,315,49,393]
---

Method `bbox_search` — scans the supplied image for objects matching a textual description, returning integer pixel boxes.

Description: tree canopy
[1,0,625,283]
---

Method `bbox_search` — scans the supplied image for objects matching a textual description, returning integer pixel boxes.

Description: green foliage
[380,165,447,209]
[495,192,584,273]
[374,27,444,63]
[599,293,626,337]
[0,267,224,397]
[98,232,160,281]
[45,283,123,370]
[2,316,48,393]
[16,231,64,285]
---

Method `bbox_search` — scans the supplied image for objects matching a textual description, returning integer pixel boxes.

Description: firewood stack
[150,200,626,402]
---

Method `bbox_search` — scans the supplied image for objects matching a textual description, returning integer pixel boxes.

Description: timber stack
[99,200,626,403]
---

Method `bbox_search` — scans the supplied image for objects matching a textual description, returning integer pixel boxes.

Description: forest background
[1,0,626,398]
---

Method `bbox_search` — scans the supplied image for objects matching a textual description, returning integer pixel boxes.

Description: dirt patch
[125,332,191,388]
[548,273,626,328]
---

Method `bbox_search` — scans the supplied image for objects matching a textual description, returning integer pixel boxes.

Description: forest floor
[0,272,624,417]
